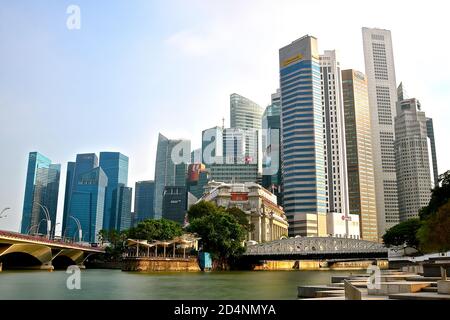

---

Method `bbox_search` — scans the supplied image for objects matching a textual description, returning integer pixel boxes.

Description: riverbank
[298,260,450,300]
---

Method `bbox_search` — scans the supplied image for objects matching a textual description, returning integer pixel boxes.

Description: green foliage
[187,201,218,220]
[97,229,128,261]
[383,170,450,254]
[225,207,254,232]
[127,218,183,242]
[187,211,246,268]
[418,200,450,253]
[419,170,450,220]
[382,219,421,250]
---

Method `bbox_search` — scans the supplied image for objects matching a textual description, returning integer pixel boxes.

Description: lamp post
[34,202,51,239]
[69,216,82,243]
[0,207,11,219]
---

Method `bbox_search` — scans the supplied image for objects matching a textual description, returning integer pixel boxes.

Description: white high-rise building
[395,89,432,222]
[320,50,350,223]
[362,27,399,236]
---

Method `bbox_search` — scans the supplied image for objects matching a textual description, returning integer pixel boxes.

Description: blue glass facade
[21,152,61,236]
[279,36,326,236]
[68,167,107,243]
[62,153,98,237]
[99,152,129,231]
[134,180,155,222]
[116,186,132,231]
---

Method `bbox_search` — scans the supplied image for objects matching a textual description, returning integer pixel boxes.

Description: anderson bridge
[243,236,388,263]
[0,230,105,270]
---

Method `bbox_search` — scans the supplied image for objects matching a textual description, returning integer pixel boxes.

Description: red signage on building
[231,193,248,201]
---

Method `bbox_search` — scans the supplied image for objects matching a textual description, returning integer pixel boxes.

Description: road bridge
[0,230,104,270]
[243,236,388,261]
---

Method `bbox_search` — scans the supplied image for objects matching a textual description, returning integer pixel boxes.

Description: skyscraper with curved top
[230,93,263,130]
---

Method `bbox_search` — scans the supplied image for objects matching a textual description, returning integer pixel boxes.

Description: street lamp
[69,216,82,243]
[0,207,11,218]
[27,218,47,235]
[34,202,51,239]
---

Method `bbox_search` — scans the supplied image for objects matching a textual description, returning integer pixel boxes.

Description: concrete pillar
[136,243,139,257]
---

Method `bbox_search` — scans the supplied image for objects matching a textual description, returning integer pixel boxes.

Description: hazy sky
[1,0,449,233]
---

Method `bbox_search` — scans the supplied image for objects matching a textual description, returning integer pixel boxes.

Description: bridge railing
[0,230,104,252]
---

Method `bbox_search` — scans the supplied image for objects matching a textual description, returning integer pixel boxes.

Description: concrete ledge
[298,285,342,298]
[389,292,450,300]
[368,282,432,295]
[344,280,362,300]
[437,280,450,294]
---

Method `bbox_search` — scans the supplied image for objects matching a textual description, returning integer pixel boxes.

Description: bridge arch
[0,243,52,269]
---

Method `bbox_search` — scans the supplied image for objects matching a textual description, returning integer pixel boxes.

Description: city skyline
[1,1,449,233]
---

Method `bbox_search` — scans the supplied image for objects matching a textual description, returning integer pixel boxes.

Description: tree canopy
[418,200,450,253]
[187,211,246,269]
[187,201,218,220]
[127,218,183,241]
[382,218,421,250]
[382,170,450,253]
[419,170,450,220]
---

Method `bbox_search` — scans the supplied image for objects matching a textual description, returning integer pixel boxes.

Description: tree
[382,219,421,250]
[419,170,450,220]
[418,200,450,253]
[187,211,246,270]
[127,218,183,241]
[187,201,218,220]
[225,207,255,233]
[97,229,128,261]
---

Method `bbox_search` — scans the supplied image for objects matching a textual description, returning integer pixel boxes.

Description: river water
[0,269,353,300]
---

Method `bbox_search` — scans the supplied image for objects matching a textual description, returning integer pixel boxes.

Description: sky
[1,0,449,233]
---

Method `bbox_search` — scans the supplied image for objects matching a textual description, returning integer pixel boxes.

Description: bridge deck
[0,230,105,253]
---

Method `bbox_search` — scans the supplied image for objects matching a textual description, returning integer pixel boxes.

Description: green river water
[0,269,352,300]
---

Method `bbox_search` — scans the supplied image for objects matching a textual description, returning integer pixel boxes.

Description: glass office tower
[230,93,264,130]
[342,69,378,241]
[154,133,191,218]
[279,35,327,237]
[21,152,61,236]
[99,152,129,230]
[62,153,98,237]
[134,180,156,222]
[68,167,108,243]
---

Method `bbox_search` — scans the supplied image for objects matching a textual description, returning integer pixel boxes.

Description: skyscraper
[154,133,191,218]
[395,93,432,221]
[262,97,282,204]
[426,118,439,187]
[362,27,399,235]
[320,50,349,220]
[230,93,264,130]
[115,186,132,231]
[134,180,155,222]
[68,167,107,243]
[202,126,223,166]
[162,186,189,225]
[279,35,327,237]
[186,164,209,199]
[342,70,378,241]
[62,153,98,236]
[99,152,129,231]
[21,152,61,236]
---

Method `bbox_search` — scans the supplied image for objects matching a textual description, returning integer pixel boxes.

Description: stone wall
[122,258,200,272]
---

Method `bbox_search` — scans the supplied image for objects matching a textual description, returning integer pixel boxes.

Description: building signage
[282,53,303,67]
[231,193,248,201]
